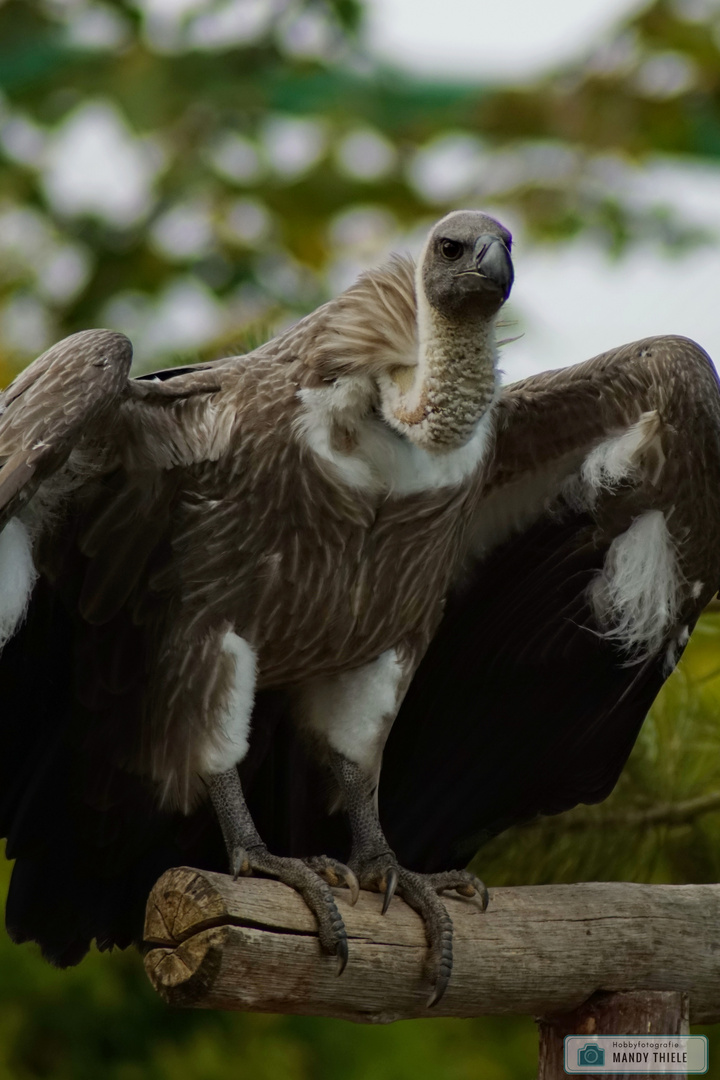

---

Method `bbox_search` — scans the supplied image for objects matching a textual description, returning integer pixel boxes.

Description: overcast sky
[364,0,720,381]
[366,0,646,80]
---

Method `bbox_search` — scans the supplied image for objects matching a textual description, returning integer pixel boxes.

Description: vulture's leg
[208,767,355,972]
[298,647,485,1002]
[332,752,488,1006]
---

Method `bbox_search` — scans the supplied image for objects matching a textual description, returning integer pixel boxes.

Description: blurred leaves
[1,0,720,372]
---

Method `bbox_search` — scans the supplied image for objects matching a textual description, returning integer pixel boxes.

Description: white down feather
[0,517,38,650]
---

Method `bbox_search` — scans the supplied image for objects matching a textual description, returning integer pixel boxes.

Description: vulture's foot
[329,752,487,1004]
[233,845,351,973]
[207,767,352,972]
[352,853,487,1006]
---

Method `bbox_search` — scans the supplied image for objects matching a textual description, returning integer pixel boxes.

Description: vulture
[1,209,720,1007]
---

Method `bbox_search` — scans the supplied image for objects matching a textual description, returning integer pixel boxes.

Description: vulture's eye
[440,238,463,261]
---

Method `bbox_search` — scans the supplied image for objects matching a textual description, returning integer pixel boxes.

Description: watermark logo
[564,1035,708,1074]
[577,1043,605,1068]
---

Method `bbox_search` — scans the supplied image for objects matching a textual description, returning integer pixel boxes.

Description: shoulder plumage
[272,255,418,380]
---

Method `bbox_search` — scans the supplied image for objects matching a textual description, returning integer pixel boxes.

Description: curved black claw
[335,932,349,976]
[381,866,399,915]
[232,844,349,971]
[305,855,360,906]
[349,851,399,910]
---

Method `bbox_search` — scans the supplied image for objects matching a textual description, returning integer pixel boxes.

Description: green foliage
[0,0,437,371]
[1,0,720,375]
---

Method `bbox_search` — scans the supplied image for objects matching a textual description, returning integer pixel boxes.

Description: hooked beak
[455,234,514,301]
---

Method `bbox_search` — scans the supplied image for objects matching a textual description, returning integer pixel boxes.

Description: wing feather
[380,335,720,871]
[0,329,132,526]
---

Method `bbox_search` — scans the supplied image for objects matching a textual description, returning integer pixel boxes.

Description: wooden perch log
[144,868,720,1024]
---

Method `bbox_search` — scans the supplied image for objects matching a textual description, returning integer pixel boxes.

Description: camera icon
[577,1042,605,1067]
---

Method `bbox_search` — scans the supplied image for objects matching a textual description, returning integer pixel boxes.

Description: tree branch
[524,791,720,832]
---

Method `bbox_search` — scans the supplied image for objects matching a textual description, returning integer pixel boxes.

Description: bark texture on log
[143,867,720,1024]
[538,990,690,1080]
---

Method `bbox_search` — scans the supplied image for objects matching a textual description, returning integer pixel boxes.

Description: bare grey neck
[379,284,499,453]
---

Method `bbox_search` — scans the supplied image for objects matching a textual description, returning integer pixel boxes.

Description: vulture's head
[374,210,514,453]
[419,210,514,320]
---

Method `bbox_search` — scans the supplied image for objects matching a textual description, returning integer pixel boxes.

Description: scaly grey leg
[331,752,488,1006]
[207,767,355,972]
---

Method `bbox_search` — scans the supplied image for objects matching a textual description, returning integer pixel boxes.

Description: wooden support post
[538,990,690,1080]
[143,867,720,1024]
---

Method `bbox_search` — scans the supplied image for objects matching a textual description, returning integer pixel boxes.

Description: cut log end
[146,926,228,1009]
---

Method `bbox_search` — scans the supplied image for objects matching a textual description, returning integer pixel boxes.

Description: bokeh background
[3,0,720,1076]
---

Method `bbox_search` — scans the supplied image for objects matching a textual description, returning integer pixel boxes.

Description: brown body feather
[42,327,475,805]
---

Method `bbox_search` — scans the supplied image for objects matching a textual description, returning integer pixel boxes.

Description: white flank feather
[589,510,682,659]
[299,649,404,776]
[570,411,665,508]
[199,631,257,773]
[0,517,38,650]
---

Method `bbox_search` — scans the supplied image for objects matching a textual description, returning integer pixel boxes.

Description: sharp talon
[427,956,451,1007]
[345,868,360,906]
[478,882,489,911]
[427,957,451,1009]
[426,968,450,1007]
[382,867,399,915]
[336,936,348,976]
[352,855,465,998]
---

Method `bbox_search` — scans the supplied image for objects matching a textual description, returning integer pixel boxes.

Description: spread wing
[0,332,237,962]
[379,336,720,871]
[0,265,423,964]
[0,330,132,527]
